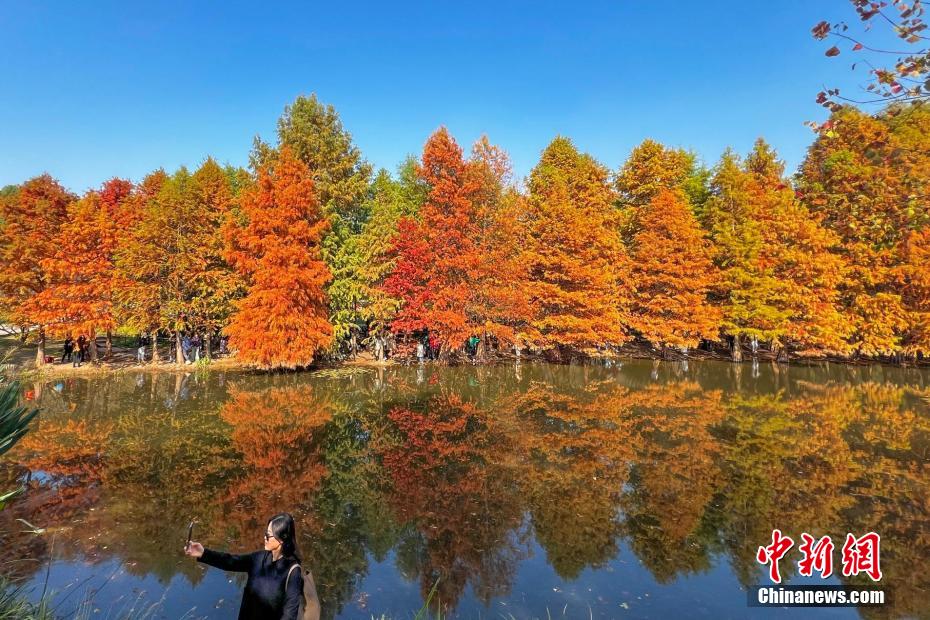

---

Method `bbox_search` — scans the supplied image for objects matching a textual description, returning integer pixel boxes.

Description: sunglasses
[264,533,277,541]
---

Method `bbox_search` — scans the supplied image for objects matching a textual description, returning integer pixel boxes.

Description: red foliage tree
[382,216,431,334]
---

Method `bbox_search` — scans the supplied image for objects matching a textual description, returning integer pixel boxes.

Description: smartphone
[186,520,195,548]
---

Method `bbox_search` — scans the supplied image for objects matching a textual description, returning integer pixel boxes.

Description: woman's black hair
[268,513,301,562]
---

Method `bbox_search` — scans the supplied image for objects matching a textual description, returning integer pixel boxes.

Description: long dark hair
[268,513,301,562]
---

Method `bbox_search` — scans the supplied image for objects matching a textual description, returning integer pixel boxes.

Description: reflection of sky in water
[21,543,865,619]
[1,361,927,619]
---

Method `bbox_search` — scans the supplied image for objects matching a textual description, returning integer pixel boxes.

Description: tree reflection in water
[0,362,927,618]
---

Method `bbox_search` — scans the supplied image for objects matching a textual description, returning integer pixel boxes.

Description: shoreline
[3,342,928,381]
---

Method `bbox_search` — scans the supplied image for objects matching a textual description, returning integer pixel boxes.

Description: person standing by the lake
[181,333,192,363]
[184,513,307,620]
[191,333,201,362]
[62,336,74,363]
[76,334,87,363]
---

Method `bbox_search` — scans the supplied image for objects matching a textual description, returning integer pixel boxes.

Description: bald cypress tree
[629,189,721,353]
[0,175,73,366]
[255,94,373,354]
[224,147,333,369]
[524,137,631,356]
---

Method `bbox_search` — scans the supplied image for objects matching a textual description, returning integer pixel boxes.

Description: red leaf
[812,20,831,39]
[853,42,864,50]
[825,46,841,57]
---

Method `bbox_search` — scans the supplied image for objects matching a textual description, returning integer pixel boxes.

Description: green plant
[0,381,37,457]
[371,577,442,620]
[0,380,39,508]
[0,577,53,620]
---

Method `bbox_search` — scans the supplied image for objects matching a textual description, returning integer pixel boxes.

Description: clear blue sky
[0,1,889,193]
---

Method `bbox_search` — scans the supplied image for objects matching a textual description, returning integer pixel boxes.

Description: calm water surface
[1,360,928,619]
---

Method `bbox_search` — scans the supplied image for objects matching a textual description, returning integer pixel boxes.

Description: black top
[198,548,303,620]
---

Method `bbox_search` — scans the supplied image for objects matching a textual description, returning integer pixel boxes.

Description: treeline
[1,95,928,369]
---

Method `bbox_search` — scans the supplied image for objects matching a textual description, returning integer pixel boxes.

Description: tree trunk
[105,330,113,360]
[150,330,160,363]
[204,330,212,359]
[175,331,184,364]
[476,334,488,363]
[731,334,742,362]
[88,336,99,363]
[776,344,789,364]
[35,327,46,367]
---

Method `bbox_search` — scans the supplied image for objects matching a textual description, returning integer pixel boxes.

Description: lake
[1,360,928,619]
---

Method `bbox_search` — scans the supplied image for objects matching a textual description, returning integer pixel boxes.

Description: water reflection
[0,362,928,618]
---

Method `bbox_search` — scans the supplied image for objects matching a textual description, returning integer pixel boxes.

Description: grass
[371,577,443,620]
[0,561,198,620]
[0,577,53,620]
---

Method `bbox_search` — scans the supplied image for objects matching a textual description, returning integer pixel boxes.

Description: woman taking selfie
[185,513,305,620]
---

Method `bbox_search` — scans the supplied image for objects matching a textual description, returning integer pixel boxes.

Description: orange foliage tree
[798,105,929,357]
[224,147,333,368]
[467,137,534,356]
[896,226,930,355]
[707,141,850,360]
[628,189,721,352]
[112,170,168,361]
[32,178,135,361]
[188,159,242,356]
[0,175,74,365]
[523,137,631,356]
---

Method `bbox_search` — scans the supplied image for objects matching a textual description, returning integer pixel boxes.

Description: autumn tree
[896,226,930,355]
[812,0,929,110]
[797,105,929,356]
[32,178,135,361]
[615,139,710,227]
[628,189,721,353]
[355,160,426,356]
[0,175,74,365]
[115,165,234,363]
[524,137,631,356]
[224,147,333,369]
[707,141,849,360]
[254,94,373,352]
[466,137,534,356]
[188,158,242,357]
[745,141,850,356]
[383,128,483,354]
[704,150,777,360]
[112,170,168,361]
[381,216,432,338]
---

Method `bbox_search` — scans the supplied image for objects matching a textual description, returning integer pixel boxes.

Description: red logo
[757,531,882,583]
[841,532,882,582]
[756,529,794,584]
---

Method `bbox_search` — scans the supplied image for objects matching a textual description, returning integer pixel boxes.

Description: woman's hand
[185,541,204,558]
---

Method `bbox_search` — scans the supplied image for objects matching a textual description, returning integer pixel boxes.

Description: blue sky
[0,1,894,193]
